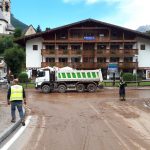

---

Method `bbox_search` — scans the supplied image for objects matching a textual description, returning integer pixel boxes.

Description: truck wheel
[87,83,97,92]
[76,84,85,92]
[58,85,66,93]
[42,85,51,93]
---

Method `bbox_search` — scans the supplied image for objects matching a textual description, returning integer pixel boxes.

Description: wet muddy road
[16,88,150,149]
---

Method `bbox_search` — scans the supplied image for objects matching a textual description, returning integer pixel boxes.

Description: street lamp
[134,55,138,87]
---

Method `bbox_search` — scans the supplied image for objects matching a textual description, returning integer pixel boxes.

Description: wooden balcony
[57,50,69,55]
[97,49,138,57]
[119,62,137,69]
[69,37,110,42]
[41,49,55,55]
[82,50,95,56]
[124,49,138,56]
[43,37,110,43]
[70,50,82,55]
[41,61,138,70]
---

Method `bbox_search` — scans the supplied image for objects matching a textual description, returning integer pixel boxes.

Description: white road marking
[33,116,46,150]
[0,116,32,150]
[87,102,130,150]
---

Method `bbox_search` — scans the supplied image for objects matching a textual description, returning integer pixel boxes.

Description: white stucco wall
[137,37,150,68]
[26,37,43,68]
[25,26,36,36]
[0,20,7,34]
[3,12,10,24]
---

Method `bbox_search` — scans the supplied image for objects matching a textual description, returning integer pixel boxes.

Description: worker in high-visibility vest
[7,79,26,126]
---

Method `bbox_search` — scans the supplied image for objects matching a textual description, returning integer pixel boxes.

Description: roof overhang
[15,18,150,46]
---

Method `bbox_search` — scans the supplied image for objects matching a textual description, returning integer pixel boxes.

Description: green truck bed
[56,69,103,82]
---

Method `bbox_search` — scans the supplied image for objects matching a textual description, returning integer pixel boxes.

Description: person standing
[7,79,26,126]
[119,79,127,101]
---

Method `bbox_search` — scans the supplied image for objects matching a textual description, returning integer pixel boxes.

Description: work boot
[11,119,16,123]
[123,97,126,101]
[21,120,25,126]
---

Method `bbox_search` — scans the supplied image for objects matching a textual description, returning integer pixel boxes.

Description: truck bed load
[56,69,103,82]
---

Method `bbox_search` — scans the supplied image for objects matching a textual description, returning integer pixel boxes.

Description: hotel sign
[108,63,118,73]
[84,36,95,40]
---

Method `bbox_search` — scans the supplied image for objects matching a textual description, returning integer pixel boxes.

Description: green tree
[36,25,42,33]
[0,36,14,54]
[14,28,22,38]
[4,45,25,78]
[18,72,28,83]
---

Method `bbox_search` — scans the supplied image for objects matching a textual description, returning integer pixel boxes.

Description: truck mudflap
[35,84,41,89]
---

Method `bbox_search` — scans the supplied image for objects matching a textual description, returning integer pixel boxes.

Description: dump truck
[35,67,103,93]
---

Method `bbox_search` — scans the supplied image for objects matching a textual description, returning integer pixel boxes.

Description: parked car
[0,77,8,83]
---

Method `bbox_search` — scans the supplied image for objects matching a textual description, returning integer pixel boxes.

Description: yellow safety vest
[10,85,23,101]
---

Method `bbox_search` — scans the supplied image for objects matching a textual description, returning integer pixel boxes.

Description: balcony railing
[41,62,138,70]
[119,62,137,69]
[57,50,69,55]
[41,49,55,55]
[82,50,95,56]
[70,50,82,55]
[97,49,138,56]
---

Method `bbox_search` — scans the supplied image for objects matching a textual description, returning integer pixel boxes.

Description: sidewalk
[104,86,150,90]
[0,100,21,144]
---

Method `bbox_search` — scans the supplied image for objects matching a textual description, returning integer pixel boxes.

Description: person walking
[118,78,127,101]
[7,79,26,126]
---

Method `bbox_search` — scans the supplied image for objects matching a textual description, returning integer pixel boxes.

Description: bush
[122,73,142,81]
[18,72,28,83]
[122,73,135,81]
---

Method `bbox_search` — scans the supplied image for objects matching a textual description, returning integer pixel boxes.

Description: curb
[0,119,21,144]
[0,107,26,144]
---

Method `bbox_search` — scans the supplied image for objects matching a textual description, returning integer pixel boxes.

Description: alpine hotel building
[16,19,150,80]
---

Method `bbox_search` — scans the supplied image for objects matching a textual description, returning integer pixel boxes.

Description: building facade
[0,57,7,77]
[16,19,150,79]
[0,0,14,34]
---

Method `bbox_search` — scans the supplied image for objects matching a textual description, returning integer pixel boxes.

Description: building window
[71,45,80,50]
[140,44,145,50]
[83,57,94,63]
[97,44,107,50]
[110,44,119,50]
[33,45,38,50]
[59,58,68,63]
[124,57,133,62]
[110,57,119,62]
[71,57,80,63]
[46,58,55,62]
[97,57,106,63]
[45,45,55,50]
[5,2,9,12]
[124,44,133,50]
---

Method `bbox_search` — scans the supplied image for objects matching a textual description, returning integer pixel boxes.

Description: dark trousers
[11,101,24,120]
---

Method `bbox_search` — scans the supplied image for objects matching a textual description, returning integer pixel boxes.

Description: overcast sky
[11,0,150,30]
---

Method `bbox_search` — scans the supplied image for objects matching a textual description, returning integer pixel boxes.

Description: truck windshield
[37,71,45,77]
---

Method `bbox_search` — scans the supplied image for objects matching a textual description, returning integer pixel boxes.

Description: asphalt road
[4,88,150,150]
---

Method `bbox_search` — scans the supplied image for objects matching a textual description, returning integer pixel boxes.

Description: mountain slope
[11,14,28,31]
[136,25,150,32]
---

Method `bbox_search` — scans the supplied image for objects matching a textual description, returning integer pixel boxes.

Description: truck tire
[58,85,66,93]
[42,85,51,93]
[87,83,97,92]
[76,84,85,92]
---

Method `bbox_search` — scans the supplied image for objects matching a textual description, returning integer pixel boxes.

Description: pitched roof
[22,25,36,35]
[6,23,15,31]
[15,18,150,46]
